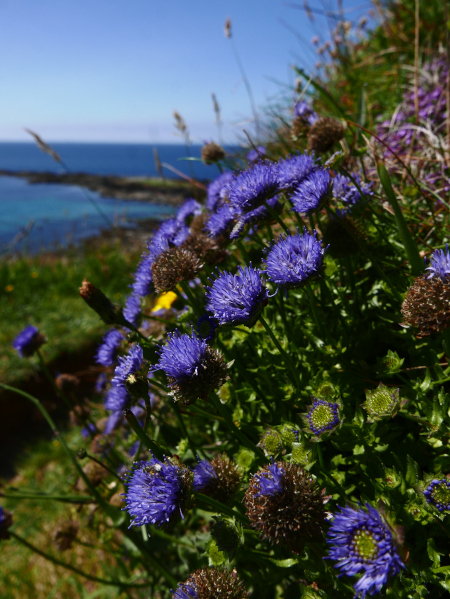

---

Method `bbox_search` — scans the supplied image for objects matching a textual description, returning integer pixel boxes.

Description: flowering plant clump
[8,10,450,598]
[327,503,405,598]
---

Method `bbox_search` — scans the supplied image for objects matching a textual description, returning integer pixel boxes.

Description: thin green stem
[179,280,202,316]
[134,393,152,461]
[36,349,73,410]
[83,452,122,480]
[259,314,300,391]
[316,444,325,469]
[10,531,148,588]
[194,492,250,525]
[304,286,326,341]
[264,201,290,234]
[124,409,166,461]
[1,492,93,503]
[174,403,206,459]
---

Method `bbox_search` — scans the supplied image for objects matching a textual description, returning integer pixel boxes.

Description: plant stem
[134,393,152,461]
[304,286,326,341]
[259,314,300,391]
[9,531,148,588]
[124,409,166,461]
[36,349,73,410]
[194,491,250,525]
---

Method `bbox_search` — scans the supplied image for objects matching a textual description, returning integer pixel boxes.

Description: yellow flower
[5,284,14,292]
[151,291,177,312]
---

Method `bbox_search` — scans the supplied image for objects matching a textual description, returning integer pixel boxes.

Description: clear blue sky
[0,0,373,143]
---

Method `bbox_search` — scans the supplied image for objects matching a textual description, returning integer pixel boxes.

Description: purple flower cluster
[206,171,234,212]
[333,173,373,215]
[153,330,209,382]
[327,503,404,598]
[95,329,124,366]
[264,228,326,288]
[307,399,340,435]
[246,145,266,162]
[206,265,268,326]
[123,457,191,528]
[192,459,217,491]
[423,478,450,511]
[290,168,332,215]
[123,294,141,326]
[426,245,450,282]
[12,325,46,358]
[103,384,130,434]
[255,462,284,497]
[226,161,279,214]
[276,152,317,191]
[176,198,202,225]
[293,100,318,125]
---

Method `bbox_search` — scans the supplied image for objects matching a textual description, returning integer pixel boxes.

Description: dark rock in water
[0,170,197,206]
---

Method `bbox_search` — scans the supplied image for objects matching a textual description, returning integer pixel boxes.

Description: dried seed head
[208,454,241,503]
[173,567,249,599]
[182,233,229,266]
[202,142,226,164]
[151,247,203,292]
[307,117,345,154]
[291,115,312,140]
[401,275,450,337]
[244,461,326,553]
[79,279,127,326]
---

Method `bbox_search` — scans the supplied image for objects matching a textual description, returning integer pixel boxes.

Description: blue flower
[104,383,130,434]
[246,145,266,162]
[196,315,217,342]
[0,506,13,540]
[123,294,141,326]
[95,329,124,367]
[95,372,107,393]
[152,328,228,404]
[327,503,404,598]
[293,100,318,125]
[204,204,235,238]
[307,399,340,435]
[264,228,326,288]
[12,325,46,358]
[192,459,217,491]
[276,152,317,190]
[229,195,280,240]
[172,583,198,599]
[131,254,154,297]
[226,161,280,214]
[206,171,234,211]
[423,478,450,511]
[333,173,373,215]
[112,344,144,388]
[206,265,268,326]
[290,168,332,214]
[426,245,450,282]
[123,457,192,528]
[255,462,284,497]
[176,198,202,225]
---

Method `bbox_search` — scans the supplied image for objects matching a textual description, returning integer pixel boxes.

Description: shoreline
[0,169,199,206]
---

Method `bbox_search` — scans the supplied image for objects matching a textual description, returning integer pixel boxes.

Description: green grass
[0,240,141,385]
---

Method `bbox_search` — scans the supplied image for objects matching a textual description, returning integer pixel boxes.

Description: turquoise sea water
[0,142,240,253]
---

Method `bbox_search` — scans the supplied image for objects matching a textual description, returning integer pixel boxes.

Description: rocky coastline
[0,169,198,206]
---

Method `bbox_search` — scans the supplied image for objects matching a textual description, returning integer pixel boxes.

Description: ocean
[0,142,240,254]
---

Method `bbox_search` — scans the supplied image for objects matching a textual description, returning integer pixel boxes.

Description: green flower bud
[234,448,255,473]
[362,383,400,420]
[259,429,283,456]
[291,442,313,466]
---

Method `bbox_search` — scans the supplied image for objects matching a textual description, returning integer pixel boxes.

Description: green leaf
[405,455,419,486]
[427,538,443,568]
[270,558,298,568]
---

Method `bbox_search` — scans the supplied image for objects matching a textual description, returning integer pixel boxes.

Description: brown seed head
[201,454,241,504]
[177,567,249,599]
[55,373,80,393]
[401,275,450,337]
[151,247,203,292]
[244,461,326,553]
[202,142,225,164]
[291,115,312,140]
[182,233,229,266]
[307,117,345,154]
[54,520,79,551]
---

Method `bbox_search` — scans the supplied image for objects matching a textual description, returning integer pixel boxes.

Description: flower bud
[259,429,283,457]
[172,567,249,599]
[201,142,225,164]
[307,116,345,154]
[362,383,400,420]
[401,275,450,337]
[79,279,128,326]
[305,397,340,437]
[423,478,450,512]
[152,247,203,292]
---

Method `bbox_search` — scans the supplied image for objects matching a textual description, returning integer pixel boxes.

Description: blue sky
[0,0,373,143]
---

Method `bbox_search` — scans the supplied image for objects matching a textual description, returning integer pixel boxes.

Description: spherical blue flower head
[12,325,46,358]
[226,161,280,214]
[246,145,266,162]
[206,171,234,211]
[263,228,326,288]
[123,294,141,327]
[131,254,154,297]
[307,399,340,435]
[290,167,332,215]
[148,218,189,260]
[229,195,280,240]
[423,479,450,511]
[196,315,217,342]
[276,152,317,190]
[293,100,319,125]
[426,245,450,282]
[153,330,209,382]
[176,198,202,225]
[192,459,217,491]
[123,457,192,528]
[327,503,404,598]
[112,344,144,388]
[255,462,284,497]
[172,582,198,599]
[206,265,269,326]
[95,329,124,367]
[204,204,235,238]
